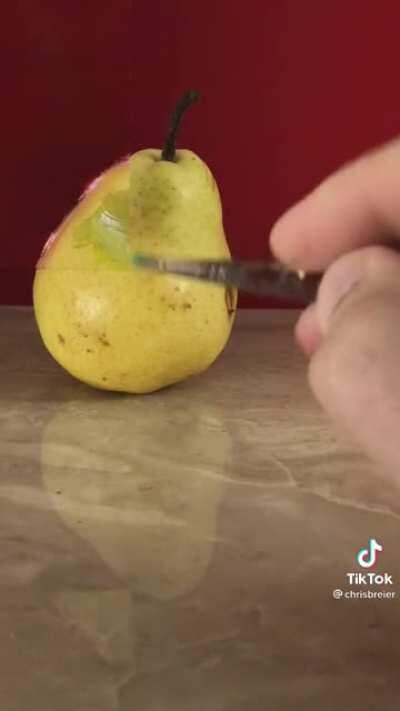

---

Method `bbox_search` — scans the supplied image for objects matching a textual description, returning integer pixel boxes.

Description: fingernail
[295,303,323,356]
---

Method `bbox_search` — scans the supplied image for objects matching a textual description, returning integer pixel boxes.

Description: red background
[3,0,400,306]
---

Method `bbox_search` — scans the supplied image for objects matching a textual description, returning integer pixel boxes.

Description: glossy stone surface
[1,307,400,710]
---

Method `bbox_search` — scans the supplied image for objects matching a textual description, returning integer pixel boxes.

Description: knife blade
[132,254,321,304]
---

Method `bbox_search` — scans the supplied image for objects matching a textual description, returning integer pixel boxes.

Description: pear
[33,91,237,394]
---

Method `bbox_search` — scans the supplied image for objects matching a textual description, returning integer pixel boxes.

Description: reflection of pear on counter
[33,91,236,394]
[54,589,135,681]
[40,396,231,599]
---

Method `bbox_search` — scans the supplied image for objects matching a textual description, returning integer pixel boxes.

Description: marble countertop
[1,306,400,710]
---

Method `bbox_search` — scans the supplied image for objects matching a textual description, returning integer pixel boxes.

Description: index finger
[270,137,400,272]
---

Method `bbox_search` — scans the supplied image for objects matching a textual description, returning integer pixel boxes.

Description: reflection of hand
[270,137,400,472]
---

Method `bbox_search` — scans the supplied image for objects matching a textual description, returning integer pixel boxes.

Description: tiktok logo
[357,539,383,568]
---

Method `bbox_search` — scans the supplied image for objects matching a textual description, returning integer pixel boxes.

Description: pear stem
[161,90,199,162]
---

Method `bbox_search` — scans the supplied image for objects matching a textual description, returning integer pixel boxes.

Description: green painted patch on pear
[73,191,132,268]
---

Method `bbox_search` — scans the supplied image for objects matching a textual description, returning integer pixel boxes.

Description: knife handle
[268,238,400,304]
[246,264,321,303]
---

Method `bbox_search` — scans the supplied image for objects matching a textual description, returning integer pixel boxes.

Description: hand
[270,137,400,473]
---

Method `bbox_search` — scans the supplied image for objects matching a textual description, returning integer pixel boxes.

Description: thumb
[307,245,400,474]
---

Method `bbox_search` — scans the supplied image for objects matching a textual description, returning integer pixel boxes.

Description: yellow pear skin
[33,140,236,394]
